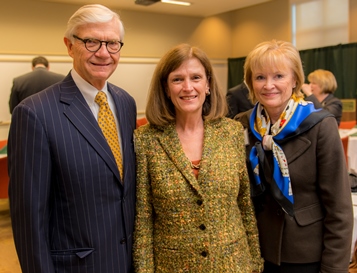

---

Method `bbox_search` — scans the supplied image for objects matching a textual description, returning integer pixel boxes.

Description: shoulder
[48,71,65,79]
[325,94,342,105]
[234,109,253,128]
[206,118,244,139]
[134,123,163,141]
[13,71,33,82]
[134,124,166,153]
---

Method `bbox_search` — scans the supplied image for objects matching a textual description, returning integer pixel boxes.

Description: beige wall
[0,0,232,59]
[231,0,291,57]
[0,0,297,59]
[350,0,357,43]
[1,0,354,58]
[1,0,356,139]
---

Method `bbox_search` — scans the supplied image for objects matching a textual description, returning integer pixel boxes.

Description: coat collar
[156,119,222,195]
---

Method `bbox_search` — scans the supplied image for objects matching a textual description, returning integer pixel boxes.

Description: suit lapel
[59,75,121,183]
[198,121,215,184]
[280,136,311,164]
[158,123,203,195]
[108,85,136,188]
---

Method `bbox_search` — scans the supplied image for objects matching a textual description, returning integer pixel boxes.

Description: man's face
[64,19,121,90]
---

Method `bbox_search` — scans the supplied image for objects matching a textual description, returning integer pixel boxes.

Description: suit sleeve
[226,90,240,119]
[305,95,342,125]
[316,117,353,273]
[133,128,155,273]
[235,123,264,272]
[8,103,55,273]
[9,81,20,114]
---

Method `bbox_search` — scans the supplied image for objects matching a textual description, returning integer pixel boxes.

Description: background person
[301,69,342,125]
[8,4,137,273]
[8,56,65,113]
[226,81,254,118]
[133,43,263,273]
[236,40,352,273]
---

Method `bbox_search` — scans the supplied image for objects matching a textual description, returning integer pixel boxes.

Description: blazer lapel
[197,121,215,184]
[280,136,311,164]
[59,74,121,183]
[158,123,203,195]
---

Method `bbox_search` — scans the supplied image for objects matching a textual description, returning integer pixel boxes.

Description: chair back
[136,117,148,128]
[339,120,357,129]
[0,157,9,198]
[0,139,7,150]
[341,136,349,165]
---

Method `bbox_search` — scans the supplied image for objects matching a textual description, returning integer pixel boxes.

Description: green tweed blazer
[133,117,263,273]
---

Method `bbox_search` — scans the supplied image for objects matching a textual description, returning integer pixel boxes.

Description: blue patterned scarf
[249,95,329,216]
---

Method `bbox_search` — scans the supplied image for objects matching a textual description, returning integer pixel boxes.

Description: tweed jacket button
[199,224,206,230]
[201,251,208,257]
[196,200,203,206]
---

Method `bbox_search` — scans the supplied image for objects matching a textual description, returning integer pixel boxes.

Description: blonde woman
[301,69,342,125]
[236,40,352,273]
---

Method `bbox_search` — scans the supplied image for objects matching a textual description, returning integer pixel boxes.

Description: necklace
[190,161,201,169]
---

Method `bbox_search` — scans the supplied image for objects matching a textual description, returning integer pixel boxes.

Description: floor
[0,199,21,273]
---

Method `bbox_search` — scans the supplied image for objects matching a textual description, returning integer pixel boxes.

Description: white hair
[64,4,125,41]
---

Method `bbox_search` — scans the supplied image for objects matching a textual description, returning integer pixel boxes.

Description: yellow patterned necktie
[95,91,123,180]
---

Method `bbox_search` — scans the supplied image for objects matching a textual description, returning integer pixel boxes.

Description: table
[348,132,357,175]
[339,128,357,175]
[352,193,357,261]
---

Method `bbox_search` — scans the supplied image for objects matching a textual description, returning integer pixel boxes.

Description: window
[291,0,348,50]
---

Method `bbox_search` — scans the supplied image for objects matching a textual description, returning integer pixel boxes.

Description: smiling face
[252,59,296,121]
[166,57,209,119]
[64,19,121,90]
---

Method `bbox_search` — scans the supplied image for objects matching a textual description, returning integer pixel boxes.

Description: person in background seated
[133,43,263,273]
[8,56,65,114]
[8,4,136,273]
[301,69,342,125]
[226,81,255,118]
[235,39,352,273]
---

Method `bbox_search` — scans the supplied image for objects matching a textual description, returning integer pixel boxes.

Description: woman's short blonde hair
[307,69,337,94]
[145,43,227,126]
[244,39,305,103]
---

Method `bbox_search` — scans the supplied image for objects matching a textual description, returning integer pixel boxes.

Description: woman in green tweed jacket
[133,43,263,273]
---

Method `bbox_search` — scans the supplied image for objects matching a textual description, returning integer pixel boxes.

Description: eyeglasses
[73,35,124,54]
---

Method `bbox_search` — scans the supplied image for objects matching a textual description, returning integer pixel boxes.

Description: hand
[301,83,312,96]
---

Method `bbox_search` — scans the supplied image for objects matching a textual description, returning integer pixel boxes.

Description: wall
[0,0,232,139]
[231,0,291,57]
[0,55,227,139]
[0,0,232,59]
[350,0,357,43]
[1,0,356,139]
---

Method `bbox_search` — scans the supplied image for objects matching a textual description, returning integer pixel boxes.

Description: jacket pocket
[51,248,95,272]
[51,248,94,259]
[294,203,325,226]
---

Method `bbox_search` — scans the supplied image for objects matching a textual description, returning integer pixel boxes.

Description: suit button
[120,238,126,244]
[201,251,208,257]
[276,209,282,216]
[199,224,206,230]
[197,200,203,206]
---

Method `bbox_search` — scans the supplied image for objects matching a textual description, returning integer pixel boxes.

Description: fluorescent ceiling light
[161,0,191,6]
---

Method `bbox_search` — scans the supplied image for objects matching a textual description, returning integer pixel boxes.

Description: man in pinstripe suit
[8,4,137,273]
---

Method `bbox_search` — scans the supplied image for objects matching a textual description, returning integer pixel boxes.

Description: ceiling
[36,0,272,17]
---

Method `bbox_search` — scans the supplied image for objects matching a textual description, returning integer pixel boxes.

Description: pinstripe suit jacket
[8,72,137,273]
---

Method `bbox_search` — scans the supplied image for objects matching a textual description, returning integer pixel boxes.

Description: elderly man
[8,4,137,273]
